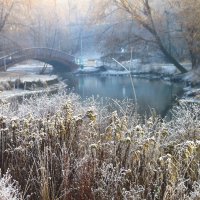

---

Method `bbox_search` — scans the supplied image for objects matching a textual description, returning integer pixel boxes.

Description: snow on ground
[15,74,57,83]
[7,60,53,74]
[74,58,193,77]
[75,62,181,76]
[75,64,177,76]
[76,67,100,73]
[75,66,131,76]
[0,83,66,100]
[0,61,59,99]
[101,70,130,76]
[0,72,57,83]
[0,60,56,84]
[127,63,178,74]
[107,59,178,74]
[183,69,200,84]
[180,85,200,104]
[142,64,178,74]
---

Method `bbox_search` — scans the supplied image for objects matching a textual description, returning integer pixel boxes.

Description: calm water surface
[8,62,184,117]
[63,74,184,117]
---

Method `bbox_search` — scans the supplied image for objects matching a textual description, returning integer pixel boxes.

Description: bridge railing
[0,47,77,70]
[22,48,76,63]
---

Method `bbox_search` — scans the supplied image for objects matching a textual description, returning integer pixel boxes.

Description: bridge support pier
[3,58,6,71]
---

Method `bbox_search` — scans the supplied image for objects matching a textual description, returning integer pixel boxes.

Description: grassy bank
[0,91,200,200]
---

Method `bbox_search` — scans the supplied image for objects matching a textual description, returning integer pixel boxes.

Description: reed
[0,91,200,199]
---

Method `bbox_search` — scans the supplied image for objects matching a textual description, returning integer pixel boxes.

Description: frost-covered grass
[0,91,200,199]
[0,170,22,200]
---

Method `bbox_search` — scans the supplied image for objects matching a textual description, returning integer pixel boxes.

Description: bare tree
[172,0,200,70]
[0,0,15,32]
[93,0,188,73]
[115,0,189,72]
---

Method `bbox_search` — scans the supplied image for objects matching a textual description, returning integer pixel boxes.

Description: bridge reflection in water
[0,47,79,72]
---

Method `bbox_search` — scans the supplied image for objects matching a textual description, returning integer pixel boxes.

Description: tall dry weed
[0,92,200,199]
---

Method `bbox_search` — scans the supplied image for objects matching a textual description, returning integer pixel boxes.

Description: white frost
[0,170,22,200]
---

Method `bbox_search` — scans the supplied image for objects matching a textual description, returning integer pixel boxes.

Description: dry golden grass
[0,92,200,200]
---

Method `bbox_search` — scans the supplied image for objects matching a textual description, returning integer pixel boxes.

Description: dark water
[63,74,184,117]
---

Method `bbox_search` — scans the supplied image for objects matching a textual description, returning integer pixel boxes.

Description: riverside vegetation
[0,91,200,200]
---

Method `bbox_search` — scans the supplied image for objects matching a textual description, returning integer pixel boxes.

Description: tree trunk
[154,33,188,73]
[188,48,200,70]
[158,41,188,73]
[138,0,188,73]
[113,0,188,73]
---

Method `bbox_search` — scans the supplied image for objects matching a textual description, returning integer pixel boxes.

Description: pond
[63,74,184,117]
[7,61,184,117]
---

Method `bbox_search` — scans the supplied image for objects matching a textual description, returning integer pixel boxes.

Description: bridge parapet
[0,47,78,71]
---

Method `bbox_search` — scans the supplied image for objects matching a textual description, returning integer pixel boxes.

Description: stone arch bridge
[0,47,79,72]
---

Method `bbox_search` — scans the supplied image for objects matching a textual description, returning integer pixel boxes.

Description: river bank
[75,63,200,104]
[0,71,66,101]
[0,61,66,101]
[1,60,200,105]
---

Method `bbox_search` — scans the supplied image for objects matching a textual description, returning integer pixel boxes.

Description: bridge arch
[0,47,79,72]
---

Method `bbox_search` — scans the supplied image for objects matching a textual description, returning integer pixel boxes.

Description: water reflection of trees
[66,75,183,116]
